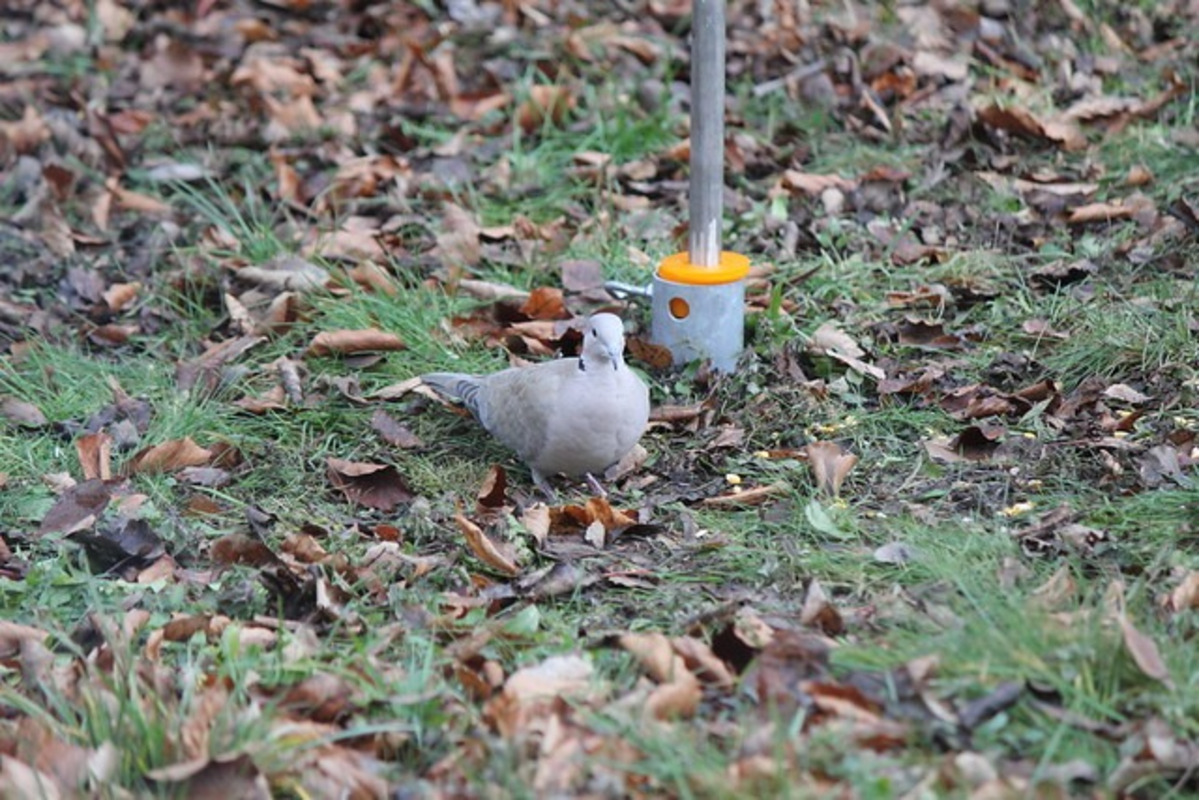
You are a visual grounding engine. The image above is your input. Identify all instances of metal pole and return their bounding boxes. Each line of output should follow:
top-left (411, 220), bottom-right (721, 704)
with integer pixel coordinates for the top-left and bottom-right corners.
top-left (688, 0), bottom-right (724, 268)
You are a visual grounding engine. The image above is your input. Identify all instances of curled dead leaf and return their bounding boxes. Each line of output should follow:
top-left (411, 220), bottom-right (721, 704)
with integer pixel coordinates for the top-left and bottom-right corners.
top-left (1165, 571), bottom-right (1199, 613)
top-left (437, 202), bottom-right (482, 271)
top-left (516, 84), bottom-right (575, 133)
top-left (1118, 612), bottom-right (1174, 688)
top-left (126, 437), bottom-right (213, 475)
top-left (700, 481), bottom-right (788, 507)
top-left (102, 281), bottom-right (141, 311)
top-left (76, 432), bottom-right (113, 481)
top-left (518, 287), bottom-right (569, 321)
top-left (454, 513), bottom-right (520, 576)
top-left (805, 441), bottom-right (858, 497)
top-left (305, 329), bottom-right (405, 357)
top-left (976, 104), bottom-right (1085, 150)
top-left (671, 636), bottom-right (736, 689)
top-left (520, 503), bottom-right (552, 547)
top-left (800, 578), bottom-right (844, 636)
top-left (618, 632), bottom-right (702, 719)
top-left (325, 458), bottom-right (412, 511)
top-left (778, 170), bottom-right (858, 195)
top-left (618, 632), bottom-right (679, 683)
top-left (476, 465), bottom-right (509, 514)
top-left (502, 653), bottom-right (593, 705)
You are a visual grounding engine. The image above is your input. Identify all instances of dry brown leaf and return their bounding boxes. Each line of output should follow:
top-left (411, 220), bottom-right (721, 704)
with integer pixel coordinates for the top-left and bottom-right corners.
top-left (516, 84), bottom-right (575, 133)
top-left (976, 104), bottom-right (1086, 150)
top-left (305, 329), bottom-right (405, 357)
top-left (1, 397), bottom-right (47, 427)
top-left (304, 219), bottom-right (387, 261)
top-left (0, 106), bottom-right (51, 155)
top-left (626, 336), bottom-right (673, 369)
top-left (943, 425), bottom-right (1005, 461)
top-left (1063, 96), bottom-right (1141, 121)
top-left (0, 755), bottom-right (66, 800)
top-left (1165, 571), bottom-right (1199, 613)
top-left (808, 322), bottom-right (884, 379)
top-left (619, 632), bottom-right (678, 683)
top-left (476, 465), bottom-right (509, 514)
top-left (176, 335), bottom-right (267, 392)
top-left (778, 170), bottom-right (858, 195)
top-left (437, 202), bottom-right (482, 270)
top-left (105, 177), bottom-right (173, 215)
top-left (502, 653), bottom-right (594, 706)
top-left (620, 632), bottom-right (702, 719)
top-left (39, 207), bottom-right (75, 258)
top-left (885, 284), bottom-right (951, 310)
top-left (346, 262), bottom-right (398, 296)
top-left (701, 482), bottom-right (788, 507)
top-left (1125, 164), bottom-right (1153, 186)
top-left (520, 503), bottom-right (552, 546)
top-left (1107, 717), bottom-right (1198, 794)
top-left (912, 50), bottom-right (968, 81)
top-left (210, 535), bottom-right (278, 568)
top-left (1067, 201), bottom-right (1137, 224)
top-left (0, 620), bottom-right (51, 657)
top-left (1102, 383), bottom-right (1151, 404)
top-left (137, 554), bottom-right (177, 583)
top-left (644, 673), bottom-right (701, 719)
top-left (1021, 318), bottom-right (1070, 339)
top-left (279, 672), bottom-right (359, 723)
top-left (370, 409), bottom-right (424, 449)
top-left (102, 281), bottom-right (141, 311)
top-left (146, 754), bottom-right (269, 800)
top-left (282, 533), bottom-right (328, 564)
top-left (1118, 613), bottom-right (1174, 687)
top-left (805, 441), bottom-right (858, 496)
top-left (76, 432), bottom-right (113, 481)
top-left (181, 682), bottom-right (229, 761)
top-left (455, 513), bottom-right (520, 576)
top-left (800, 578), bottom-right (845, 635)
top-left (560, 259), bottom-right (605, 292)
top-left (370, 376), bottom-right (425, 401)
top-left (802, 680), bottom-right (883, 723)
top-left (583, 520), bottom-right (606, 548)
top-left (456, 278), bottom-right (528, 302)
top-left (37, 479), bottom-right (110, 536)
top-left (672, 637), bottom-right (735, 689)
top-left (519, 286), bottom-right (569, 321)
top-left (326, 458), bottom-right (412, 511)
top-left (127, 437), bottom-right (212, 474)
top-left (649, 402), bottom-right (708, 424)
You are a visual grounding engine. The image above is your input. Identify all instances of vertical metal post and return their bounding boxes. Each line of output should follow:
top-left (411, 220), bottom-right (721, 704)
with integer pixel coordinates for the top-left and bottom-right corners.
top-left (650, 0), bottom-right (748, 372)
top-left (689, 0), bottom-right (724, 268)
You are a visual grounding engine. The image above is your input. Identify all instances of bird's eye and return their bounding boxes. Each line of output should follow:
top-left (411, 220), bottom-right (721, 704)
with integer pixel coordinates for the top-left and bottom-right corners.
top-left (590, 328), bottom-right (597, 337)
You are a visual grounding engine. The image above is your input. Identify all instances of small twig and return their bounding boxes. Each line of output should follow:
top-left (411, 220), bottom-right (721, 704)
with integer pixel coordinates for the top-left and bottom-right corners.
top-left (752, 60), bottom-right (827, 98)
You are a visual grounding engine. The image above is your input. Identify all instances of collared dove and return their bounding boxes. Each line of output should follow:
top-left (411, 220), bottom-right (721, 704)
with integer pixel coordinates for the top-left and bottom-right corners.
top-left (421, 313), bottom-right (650, 496)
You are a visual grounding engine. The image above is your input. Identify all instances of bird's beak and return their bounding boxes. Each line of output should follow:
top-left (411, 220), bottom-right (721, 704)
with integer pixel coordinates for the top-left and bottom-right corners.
top-left (606, 343), bottom-right (620, 368)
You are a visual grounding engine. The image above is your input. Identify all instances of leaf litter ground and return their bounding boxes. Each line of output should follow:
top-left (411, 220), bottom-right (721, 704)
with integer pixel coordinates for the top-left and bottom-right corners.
top-left (0, 0), bottom-right (1197, 796)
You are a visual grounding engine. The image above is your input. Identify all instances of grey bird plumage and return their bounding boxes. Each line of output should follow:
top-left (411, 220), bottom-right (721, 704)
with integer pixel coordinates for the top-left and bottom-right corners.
top-left (421, 313), bottom-right (650, 495)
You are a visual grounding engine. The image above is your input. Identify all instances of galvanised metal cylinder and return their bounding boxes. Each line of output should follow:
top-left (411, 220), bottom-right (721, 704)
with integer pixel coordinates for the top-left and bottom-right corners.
top-left (651, 251), bottom-right (749, 372)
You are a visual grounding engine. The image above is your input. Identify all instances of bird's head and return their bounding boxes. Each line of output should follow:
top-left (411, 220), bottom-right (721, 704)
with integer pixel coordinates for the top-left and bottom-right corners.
top-left (582, 313), bottom-right (626, 370)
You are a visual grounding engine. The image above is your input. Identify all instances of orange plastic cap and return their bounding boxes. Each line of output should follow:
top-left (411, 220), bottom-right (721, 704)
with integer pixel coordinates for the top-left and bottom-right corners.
top-left (656, 251), bottom-right (751, 285)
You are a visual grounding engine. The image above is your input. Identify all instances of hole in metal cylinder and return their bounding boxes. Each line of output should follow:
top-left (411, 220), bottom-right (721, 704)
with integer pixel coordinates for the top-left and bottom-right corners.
top-left (669, 297), bottom-right (690, 319)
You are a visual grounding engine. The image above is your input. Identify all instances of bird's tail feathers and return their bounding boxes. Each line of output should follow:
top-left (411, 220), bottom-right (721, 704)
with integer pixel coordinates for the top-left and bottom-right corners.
top-left (421, 372), bottom-right (483, 417)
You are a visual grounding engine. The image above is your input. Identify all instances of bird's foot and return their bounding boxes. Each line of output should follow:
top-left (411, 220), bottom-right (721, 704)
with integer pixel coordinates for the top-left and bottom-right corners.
top-left (584, 472), bottom-right (608, 498)
top-left (532, 471), bottom-right (559, 503)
